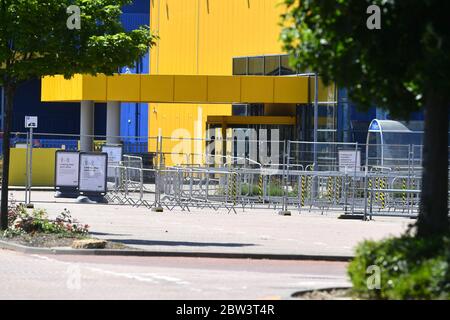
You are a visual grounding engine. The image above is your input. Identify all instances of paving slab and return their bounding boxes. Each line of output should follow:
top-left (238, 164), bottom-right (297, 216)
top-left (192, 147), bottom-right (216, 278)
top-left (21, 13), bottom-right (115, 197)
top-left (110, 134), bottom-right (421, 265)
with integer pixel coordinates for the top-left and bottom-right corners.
top-left (8, 191), bottom-right (411, 258)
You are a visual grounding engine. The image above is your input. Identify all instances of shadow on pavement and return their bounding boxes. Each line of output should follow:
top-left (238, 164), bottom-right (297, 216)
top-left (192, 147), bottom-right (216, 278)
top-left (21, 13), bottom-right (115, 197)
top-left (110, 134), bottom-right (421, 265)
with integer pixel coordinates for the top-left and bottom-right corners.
top-left (90, 232), bottom-right (132, 237)
top-left (107, 239), bottom-right (258, 248)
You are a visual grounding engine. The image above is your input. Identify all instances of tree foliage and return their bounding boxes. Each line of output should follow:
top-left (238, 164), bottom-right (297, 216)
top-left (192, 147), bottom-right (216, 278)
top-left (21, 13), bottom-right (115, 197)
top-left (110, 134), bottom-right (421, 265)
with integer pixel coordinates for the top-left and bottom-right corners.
top-left (0, 0), bottom-right (156, 83)
top-left (280, 0), bottom-right (450, 118)
top-left (281, 0), bottom-right (450, 236)
top-left (0, 0), bottom-right (157, 230)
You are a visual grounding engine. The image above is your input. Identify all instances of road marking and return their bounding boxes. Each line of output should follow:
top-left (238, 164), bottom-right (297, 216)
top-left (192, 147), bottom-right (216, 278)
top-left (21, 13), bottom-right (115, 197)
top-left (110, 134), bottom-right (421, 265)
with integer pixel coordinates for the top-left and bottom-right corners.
top-left (31, 255), bottom-right (190, 286)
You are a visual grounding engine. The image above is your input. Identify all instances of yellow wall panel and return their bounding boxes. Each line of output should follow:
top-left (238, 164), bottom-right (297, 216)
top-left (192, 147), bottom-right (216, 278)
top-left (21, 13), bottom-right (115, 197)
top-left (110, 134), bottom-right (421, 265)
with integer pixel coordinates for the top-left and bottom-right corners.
top-left (41, 75), bottom-right (82, 102)
top-left (148, 0), bottom-right (290, 160)
top-left (148, 102), bottom-right (231, 165)
top-left (107, 74), bottom-right (141, 102)
top-left (151, 0), bottom-right (285, 76)
top-left (83, 74), bottom-right (107, 101)
top-left (241, 76), bottom-right (274, 103)
top-left (151, 0), bottom-right (199, 74)
top-left (207, 76), bottom-right (241, 103)
top-left (9, 148), bottom-right (57, 187)
top-left (274, 77), bottom-right (309, 103)
top-left (141, 75), bottom-right (174, 102)
top-left (174, 75), bottom-right (208, 102)
top-left (309, 77), bottom-right (337, 103)
top-left (197, 0), bottom-right (285, 75)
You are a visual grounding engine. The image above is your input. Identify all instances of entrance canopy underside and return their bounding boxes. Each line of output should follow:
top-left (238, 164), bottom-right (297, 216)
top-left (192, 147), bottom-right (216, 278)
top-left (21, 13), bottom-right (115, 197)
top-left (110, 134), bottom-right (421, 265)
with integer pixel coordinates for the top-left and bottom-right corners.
top-left (41, 74), bottom-right (333, 104)
top-left (207, 116), bottom-right (296, 126)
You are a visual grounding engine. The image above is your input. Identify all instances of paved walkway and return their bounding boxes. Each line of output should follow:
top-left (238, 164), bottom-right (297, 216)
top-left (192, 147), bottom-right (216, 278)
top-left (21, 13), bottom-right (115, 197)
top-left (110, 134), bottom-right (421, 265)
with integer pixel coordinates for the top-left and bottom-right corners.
top-left (10, 191), bottom-right (410, 258)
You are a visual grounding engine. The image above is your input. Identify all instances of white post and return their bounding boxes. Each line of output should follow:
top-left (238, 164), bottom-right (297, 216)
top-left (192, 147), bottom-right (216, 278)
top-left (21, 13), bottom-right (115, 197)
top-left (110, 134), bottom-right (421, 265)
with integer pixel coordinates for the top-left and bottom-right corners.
top-left (80, 100), bottom-right (94, 152)
top-left (106, 101), bottom-right (121, 145)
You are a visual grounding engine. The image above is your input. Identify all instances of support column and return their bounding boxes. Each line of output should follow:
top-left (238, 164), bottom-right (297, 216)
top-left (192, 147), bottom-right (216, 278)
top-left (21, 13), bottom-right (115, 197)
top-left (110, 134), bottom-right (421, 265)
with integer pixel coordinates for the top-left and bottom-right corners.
top-left (80, 100), bottom-right (94, 152)
top-left (106, 101), bottom-right (121, 145)
top-left (221, 122), bottom-right (227, 164)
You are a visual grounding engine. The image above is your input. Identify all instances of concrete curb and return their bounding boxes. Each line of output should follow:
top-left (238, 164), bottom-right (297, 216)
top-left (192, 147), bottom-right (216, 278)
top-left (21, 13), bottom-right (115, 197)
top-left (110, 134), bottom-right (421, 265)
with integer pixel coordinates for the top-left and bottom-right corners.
top-left (9, 187), bottom-right (55, 192)
top-left (291, 286), bottom-right (352, 299)
top-left (0, 240), bottom-right (353, 262)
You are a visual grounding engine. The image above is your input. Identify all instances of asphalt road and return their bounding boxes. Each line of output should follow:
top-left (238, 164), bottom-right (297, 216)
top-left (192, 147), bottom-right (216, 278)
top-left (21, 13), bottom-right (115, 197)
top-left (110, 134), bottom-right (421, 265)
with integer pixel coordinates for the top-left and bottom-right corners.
top-left (0, 249), bottom-right (349, 300)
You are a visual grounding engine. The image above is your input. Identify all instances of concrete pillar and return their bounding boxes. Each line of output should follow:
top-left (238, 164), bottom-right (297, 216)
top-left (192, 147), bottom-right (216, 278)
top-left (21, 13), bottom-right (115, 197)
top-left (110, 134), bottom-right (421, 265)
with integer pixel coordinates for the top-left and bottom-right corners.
top-left (80, 100), bottom-right (94, 152)
top-left (106, 101), bottom-right (121, 145)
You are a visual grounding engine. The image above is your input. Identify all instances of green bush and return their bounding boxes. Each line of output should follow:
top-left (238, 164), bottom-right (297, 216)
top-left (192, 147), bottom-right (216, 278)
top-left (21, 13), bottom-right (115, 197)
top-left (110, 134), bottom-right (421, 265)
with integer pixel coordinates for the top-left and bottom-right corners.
top-left (240, 183), bottom-right (261, 196)
top-left (4, 206), bottom-right (89, 237)
top-left (348, 231), bottom-right (450, 299)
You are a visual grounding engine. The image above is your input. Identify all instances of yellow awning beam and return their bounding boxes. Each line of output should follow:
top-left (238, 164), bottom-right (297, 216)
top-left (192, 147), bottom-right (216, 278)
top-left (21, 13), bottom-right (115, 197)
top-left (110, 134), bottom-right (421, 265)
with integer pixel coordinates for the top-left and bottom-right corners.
top-left (41, 74), bottom-right (334, 104)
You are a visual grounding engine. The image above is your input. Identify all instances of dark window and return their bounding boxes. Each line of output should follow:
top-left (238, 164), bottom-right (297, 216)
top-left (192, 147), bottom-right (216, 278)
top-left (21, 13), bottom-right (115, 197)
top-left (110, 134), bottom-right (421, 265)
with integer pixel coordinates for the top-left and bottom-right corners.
top-left (248, 104), bottom-right (264, 116)
top-left (264, 56), bottom-right (280, 75)
top-left (233, 58), bottom-right (247, 75)
top-left (248, 56), bottom-right (264, 75)
top-left (280, 55), bottom-right (296, 75)
top-left (232, 104), bottom-right (248, 116)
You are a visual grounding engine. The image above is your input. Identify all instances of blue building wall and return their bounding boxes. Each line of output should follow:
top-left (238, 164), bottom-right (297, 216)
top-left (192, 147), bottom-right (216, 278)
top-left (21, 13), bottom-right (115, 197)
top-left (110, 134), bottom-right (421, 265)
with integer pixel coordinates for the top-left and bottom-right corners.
top-left (336, 88), bottom-right (424, 144)
top-left (8, 80), bottom-right (107, 137)
top-left (120, 0), bottom-right (150, 142)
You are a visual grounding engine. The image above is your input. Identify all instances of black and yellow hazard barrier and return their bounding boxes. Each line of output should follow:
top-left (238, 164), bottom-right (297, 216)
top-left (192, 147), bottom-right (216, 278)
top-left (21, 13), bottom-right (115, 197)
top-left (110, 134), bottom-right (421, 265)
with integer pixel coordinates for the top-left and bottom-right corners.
top-left (380, 177), bottom-right (386, 209)
top-left (375, 176), bottom-right (380, 203)
top-left (232, 173), bottom-right (238, 205)
top-left (258, 173), bottom-right (263, 203)
top-left (327, 176), bottom-right (333, 202)
top-left (301, 174), bottom-right (307, 207)
top-left (227, 172), bottom-right (234, 203)
top-left (368, 176), bottom-right (373, 207)
top-left (375, 177), bottom-right (380, 203)
top-left (336, 176), bottom-right (342, 201)
top-left (402, 178), bottom-right (407, 205)
top-left (307, 165), bottom-right (313, 199)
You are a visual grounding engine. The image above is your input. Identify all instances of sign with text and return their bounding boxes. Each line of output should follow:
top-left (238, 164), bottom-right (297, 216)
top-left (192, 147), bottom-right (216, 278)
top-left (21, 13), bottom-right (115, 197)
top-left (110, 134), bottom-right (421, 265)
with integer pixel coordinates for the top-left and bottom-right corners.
top-left (101, 145), bottom-right (123, 178)
top-left (25, 116), bottom-right (38, 128)
top-left (78, 153), bottom-right (108, 194)
top-left (338, 150), bottom-right (361, 172)
top-left (55, 151), bottom-right (80, 188)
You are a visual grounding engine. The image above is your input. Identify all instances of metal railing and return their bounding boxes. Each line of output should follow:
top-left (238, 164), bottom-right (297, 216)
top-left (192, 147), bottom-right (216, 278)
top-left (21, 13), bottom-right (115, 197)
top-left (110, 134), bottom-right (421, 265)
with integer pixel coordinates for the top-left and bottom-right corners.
top-left (100, 138), bottom-right (449, 219)
top-left (1, 133), bottom-right (448, 219)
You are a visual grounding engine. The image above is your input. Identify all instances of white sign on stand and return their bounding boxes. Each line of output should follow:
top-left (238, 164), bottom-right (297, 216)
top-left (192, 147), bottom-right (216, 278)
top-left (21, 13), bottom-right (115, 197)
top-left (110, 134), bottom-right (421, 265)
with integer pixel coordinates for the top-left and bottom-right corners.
top-left (78, 153), bottom-right (108, 194)
top-left (338, 150), bottom-right (361, 172)
top-left (101, 145), bottom-right (123, 178)
top-left (55, 151), bottom-right (80, 188)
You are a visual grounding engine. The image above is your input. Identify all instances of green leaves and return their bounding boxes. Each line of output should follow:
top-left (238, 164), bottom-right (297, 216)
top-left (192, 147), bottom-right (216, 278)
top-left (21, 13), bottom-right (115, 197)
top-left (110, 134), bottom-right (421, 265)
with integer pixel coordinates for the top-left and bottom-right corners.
top-left (348, 232), bottom-right (450, 299)
top-left (280, 0), bottom-right (450, 118)
top-left (0, 0), bottom-right (157, 85)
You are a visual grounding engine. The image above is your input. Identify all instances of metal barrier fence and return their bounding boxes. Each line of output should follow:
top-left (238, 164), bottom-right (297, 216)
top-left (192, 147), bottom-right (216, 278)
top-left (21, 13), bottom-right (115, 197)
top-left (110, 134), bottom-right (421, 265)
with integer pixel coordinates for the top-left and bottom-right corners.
top-left (1, 132), bottom-right (448, 219)
top-left (102, 138), bottom-right (450, 219)
top-left (103, 161), bottom-right (425, 218)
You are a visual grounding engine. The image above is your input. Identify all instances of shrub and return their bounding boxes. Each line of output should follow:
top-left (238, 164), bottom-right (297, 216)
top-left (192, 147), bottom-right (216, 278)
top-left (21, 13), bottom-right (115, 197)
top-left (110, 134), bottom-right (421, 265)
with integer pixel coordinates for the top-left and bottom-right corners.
top-left (348, 230), bottom-right (450, 300)
top-left (3, 207), bottom-right (89, 237)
